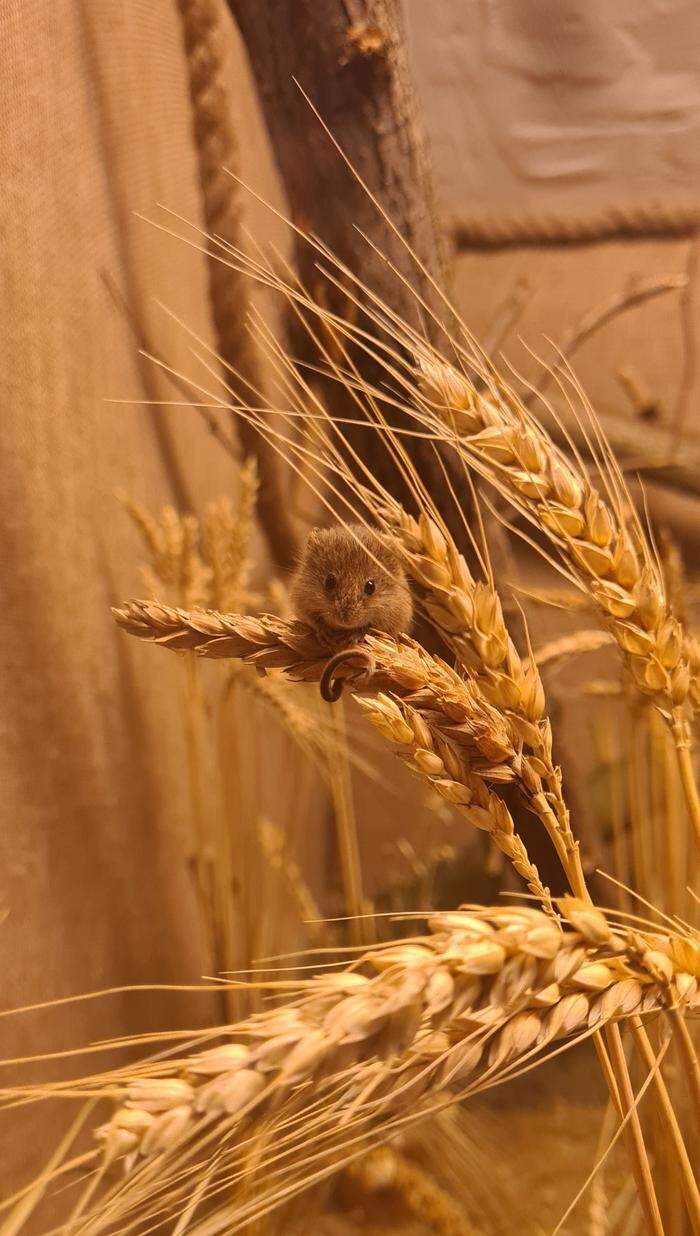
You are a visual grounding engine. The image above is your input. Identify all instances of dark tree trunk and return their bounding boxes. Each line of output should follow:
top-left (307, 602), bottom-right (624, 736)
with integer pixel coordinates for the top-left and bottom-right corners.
top-left (229, 0), bottom-right (443, 308)
top-left (227, 0), bottom-right (458, 523)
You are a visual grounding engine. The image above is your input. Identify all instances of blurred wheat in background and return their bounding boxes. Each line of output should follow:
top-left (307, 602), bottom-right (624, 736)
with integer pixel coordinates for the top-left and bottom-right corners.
top-left (1, 1), bottom-right (700, 1233)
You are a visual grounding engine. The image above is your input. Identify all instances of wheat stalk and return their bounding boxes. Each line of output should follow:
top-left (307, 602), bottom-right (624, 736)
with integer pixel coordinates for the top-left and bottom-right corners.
top-left (257, 819), bottom-right (325, 943)
top-left (114, 601), bottom-right (555, 912)
top-left (78, 901), bottom-right (697, 1233)
top-left (187, 223), bottom-right (689, 738)
top-left (112, 233), bottom-right (697, 1226)
top-left (201, 459), bottom-right (259, 612)
top-left (399, 356), bottom-right (700, 1225)
top-left (231, 666), bottom-right (332, 777)
top-left (416, 355), bottom-right (689, 712)
top-left (160, 205), bottom-right (700, 856)
top-left (301, 441), bottom-right (682, 1210)
top-left (356, 692), bottom-right (553, 914)
top-left (411, 353), bottom-right (700, 862)
top-left (685, 633), bottom-right (700, 713)
top-left (370, 495), bottom-right (582, 884)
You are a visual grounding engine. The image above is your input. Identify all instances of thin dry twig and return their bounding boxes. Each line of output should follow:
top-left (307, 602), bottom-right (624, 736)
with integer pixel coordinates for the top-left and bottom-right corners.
top-left (672, 238), bottom-right (699, 442)
top-left (529, 274), bottom-right (686, 401)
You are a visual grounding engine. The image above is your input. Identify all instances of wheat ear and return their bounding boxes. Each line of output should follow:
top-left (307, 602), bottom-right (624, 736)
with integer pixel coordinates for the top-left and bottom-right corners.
top-left (114, 601), bottom-right (554, 912)
top-left (84, 902), bottom-right (697, 1233)
top-left (417, 355), bottom-right (689, 713)
top-left (365, 454), bottom-right (700, 1207)
top-left (415, 353), bottom-right (700, 854)
top-left (371, 494), bottom-right (580, 883)
top-left (347, 1145), bottom-right (481, 1234)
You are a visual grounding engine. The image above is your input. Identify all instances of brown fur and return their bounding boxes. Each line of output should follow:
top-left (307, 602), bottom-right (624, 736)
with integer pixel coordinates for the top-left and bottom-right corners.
top-left (290, 525), bottom-right (413, 646)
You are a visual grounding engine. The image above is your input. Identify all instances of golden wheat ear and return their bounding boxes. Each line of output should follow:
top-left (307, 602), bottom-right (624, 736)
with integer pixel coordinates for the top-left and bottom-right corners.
top-left (34, 904), bottom-right (695, 1232)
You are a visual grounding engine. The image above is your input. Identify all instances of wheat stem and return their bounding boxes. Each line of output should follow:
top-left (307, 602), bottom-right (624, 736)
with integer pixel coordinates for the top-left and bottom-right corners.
top-left (325, 701), bottom-right (369, 947)
top-left (560, 846), bottom-right (667, 1235)
top-left (539, 732), bottom-right (685, 1236)
top-left (65, 1157), bottom-right (108, 1233)
top-left (563, 831), bottom-right (694, 1236)
top-left (588, 1101), bottom-right (616, 1236)
top-left (672, 719), bottom-right (700, 855)
top-left (604, 1025), bottom-right (664, 1236)
top-left (670, 1008), bottom-right (700, 1122)
top-left (630, 1019), bottom-right (700, 1234)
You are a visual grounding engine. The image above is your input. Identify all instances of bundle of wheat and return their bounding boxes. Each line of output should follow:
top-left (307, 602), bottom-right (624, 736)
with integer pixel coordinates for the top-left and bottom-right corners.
top-left (80, 901), bottom-right (695, 1233)
top-left (114, 600), bottom-right (561, 909)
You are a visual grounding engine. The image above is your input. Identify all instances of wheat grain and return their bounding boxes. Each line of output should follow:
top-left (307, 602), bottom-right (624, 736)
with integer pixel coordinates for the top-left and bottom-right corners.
top-left (88, 901), bottom-right (697, 1234)
top-left (201, 459), bottom-right (259, 612)
top-left (257, 819), bottom-right (325, 942)
top-left (347, 1146), bottom-right (474, 1235)
top-left (355, 693), bottom-right (553, 913)
top-left (114, 601), bottom-right (556, 910)
top-left (415, 353), bottom-right (691, 725)
top-left (370, 494), bottom-right (579, 876)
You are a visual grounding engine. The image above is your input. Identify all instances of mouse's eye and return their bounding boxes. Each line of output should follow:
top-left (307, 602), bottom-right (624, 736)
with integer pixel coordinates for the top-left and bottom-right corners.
top-left (324, 573), bottom-right (337, 592)
top-left (364, 579), bottom-right (376, 596)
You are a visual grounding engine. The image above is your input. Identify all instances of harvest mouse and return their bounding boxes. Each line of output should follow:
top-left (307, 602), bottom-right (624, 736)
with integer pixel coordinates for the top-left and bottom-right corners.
top-left (290, 524), bottom-right (413, 648)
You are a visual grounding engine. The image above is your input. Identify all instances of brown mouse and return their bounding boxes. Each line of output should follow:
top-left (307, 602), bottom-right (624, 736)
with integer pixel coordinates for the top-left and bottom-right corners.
top-left (290, 524), bottom-right (413, 649)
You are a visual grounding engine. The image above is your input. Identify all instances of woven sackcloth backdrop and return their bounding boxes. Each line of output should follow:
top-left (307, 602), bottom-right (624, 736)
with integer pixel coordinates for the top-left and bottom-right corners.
top-left (405, 0), bottom-right (700, 247)
top-left (0, 0), bottom-right (310, 1196)
top-left (3, 0), bottom-right (700, 1208)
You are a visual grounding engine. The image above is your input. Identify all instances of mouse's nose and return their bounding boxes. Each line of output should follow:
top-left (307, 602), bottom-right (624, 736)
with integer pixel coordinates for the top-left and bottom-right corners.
top-left (336, 595), bottom-right (361, 626)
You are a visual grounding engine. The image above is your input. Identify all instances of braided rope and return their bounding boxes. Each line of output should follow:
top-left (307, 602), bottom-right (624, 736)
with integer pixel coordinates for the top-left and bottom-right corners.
top-left (177, 0), bottom-right (299, 567)
top-left (178, 0), bottom-right (250, 374)
top-left (453, 201), bottom-right (700, 251)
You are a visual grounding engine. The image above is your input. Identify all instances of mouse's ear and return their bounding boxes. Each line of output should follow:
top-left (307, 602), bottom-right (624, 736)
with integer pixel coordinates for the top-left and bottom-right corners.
top-left (306, 527), bottom-right (323, 548)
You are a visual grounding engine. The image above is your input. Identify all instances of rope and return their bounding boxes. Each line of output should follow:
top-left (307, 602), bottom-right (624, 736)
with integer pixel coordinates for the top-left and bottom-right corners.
top-left (177, 0), bottom-right (299, 568)
top-left (453, 200), bottom-right (700, 251)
